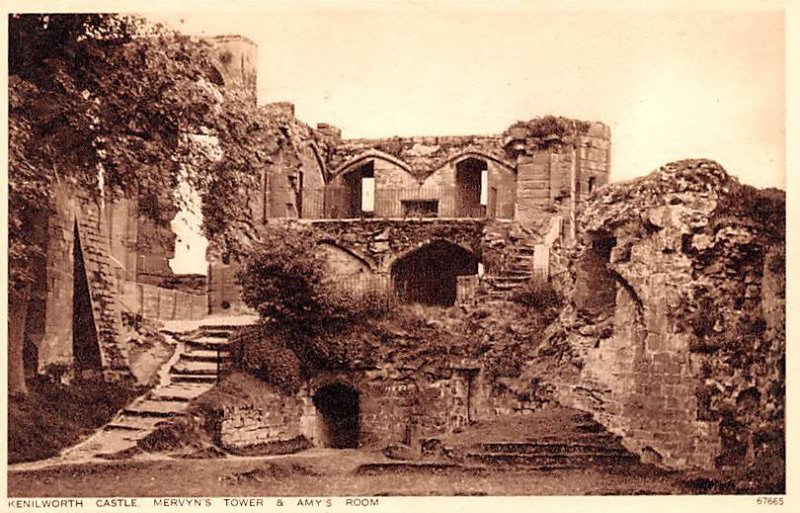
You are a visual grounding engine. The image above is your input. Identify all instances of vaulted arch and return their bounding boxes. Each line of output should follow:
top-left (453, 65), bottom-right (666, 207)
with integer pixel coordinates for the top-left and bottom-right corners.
top-left (390, 239), bottom-right (479, 306)
top-left (330, 150), bottom-right (412, 178)
top-left (326, 151), bottom-right (417, 218)
top-left (421, 151), bottom-right (517, 219)
top-left (445, 151), bottom-right (516, 173)
top-left (318, 241), bottom-right (375, 275)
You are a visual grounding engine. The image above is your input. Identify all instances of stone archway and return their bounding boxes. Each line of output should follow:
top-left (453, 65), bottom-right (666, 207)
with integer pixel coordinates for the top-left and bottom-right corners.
top-left (312, 383), bottom-right (360, 449)
top-left (391, 240), bottom-right (479, 306)
top-left (455, 157), bottom-right (487, 218)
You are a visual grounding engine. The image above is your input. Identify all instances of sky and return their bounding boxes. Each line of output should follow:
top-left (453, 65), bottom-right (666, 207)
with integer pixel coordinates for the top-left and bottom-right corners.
top-left (145, 4), bottom-right (785, 190)
top-left (141, 4), bottom-right (786, 274)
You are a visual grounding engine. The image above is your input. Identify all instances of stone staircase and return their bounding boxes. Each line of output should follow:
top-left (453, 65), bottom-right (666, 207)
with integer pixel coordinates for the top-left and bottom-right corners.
top-left (59, 324), bottom-right (241, 460)
top-left (466, 423), bottom-right (639, 470)
top-left (483, 241), bottom-right (537, 301)
top-left (463, 411), bottom-right (639, 470)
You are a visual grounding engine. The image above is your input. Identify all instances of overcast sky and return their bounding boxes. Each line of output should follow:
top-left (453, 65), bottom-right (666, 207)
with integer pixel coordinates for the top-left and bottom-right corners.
top-left (146, 4), bottom-right (785, 190)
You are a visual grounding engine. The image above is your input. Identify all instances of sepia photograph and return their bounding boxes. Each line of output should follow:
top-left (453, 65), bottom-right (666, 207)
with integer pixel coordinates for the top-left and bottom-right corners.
top-left (3, 1), bottom-right (792, 509)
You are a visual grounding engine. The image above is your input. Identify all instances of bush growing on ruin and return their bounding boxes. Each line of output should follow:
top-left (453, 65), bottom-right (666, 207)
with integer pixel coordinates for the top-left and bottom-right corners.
top-left (236, 225), bottom-right (393, 331)
top-left (234, 325), bottom-right (304, 394)
top-left (235, 226), bottom-right (333, 328)
top-left (510, 277), bottom-right (562, 321)
top-left (234, 225), bottom-right (399, 384)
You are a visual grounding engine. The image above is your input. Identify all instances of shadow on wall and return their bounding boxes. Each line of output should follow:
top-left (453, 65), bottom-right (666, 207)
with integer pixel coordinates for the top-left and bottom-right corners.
top-left (574, 235), bottom-right (617, 318)
top-left (391, 240), bottom-right (479, 307)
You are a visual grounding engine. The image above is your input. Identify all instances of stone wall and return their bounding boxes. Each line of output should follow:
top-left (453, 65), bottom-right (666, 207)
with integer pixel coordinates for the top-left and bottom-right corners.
top-left (205, 35), bottom-right (258, 105)
top-left (505, 119), bottom-right (611, 231)
top-left (218, 394), bottom-right (312, 450)
top-left (326, 135), bottom-right (509, 181)
top-left (118, 280), bottom-right (207, 321)
top-left (308, 218), bottom-right (485, 274)
top-left (134, 215), bottom-right (177, 287)
top-left (24, 185), bottom-right (129, 377)
top-left (207, 259), bottom-right (248, 315)
top-left (214, 368), bottom-right (476, 451)
top-left (540, 160), bottom-right (784, 470)
top-left (20, 183), bottom-right (188, 381)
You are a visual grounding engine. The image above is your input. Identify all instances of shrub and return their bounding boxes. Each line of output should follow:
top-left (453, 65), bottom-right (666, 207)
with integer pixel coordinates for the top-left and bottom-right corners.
top-left (236, 225), bottom-right (394, 332)
top-left (236, 226), bottom-right (332, 329)
top-left (510, 277), bottom-right (561, 320)
top-left (237, 328), bottom-right (304, 394)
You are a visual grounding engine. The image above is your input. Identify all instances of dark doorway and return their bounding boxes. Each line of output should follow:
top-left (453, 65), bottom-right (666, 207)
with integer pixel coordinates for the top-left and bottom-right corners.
top-left (72, 221), bottom-right (103, 372)
top-left (342, 162), bottom-right (374, 218)
top-left (455, 158), bottom-right (487, 217)
top-left (313, 383), bottom-right (360, 448)
top-left (391, 240), bottom-right (479, 306)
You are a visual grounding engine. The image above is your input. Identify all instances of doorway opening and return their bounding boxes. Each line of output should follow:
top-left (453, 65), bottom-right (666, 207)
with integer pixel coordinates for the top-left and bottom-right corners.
top-left (313, 383), bottom-right (360, 448)
top-left (391, 240), bottom-right (479, 306)
top-left (455, 158), bottom-right (488, 217)
top-left (342, 162), bottom-right (375, 218)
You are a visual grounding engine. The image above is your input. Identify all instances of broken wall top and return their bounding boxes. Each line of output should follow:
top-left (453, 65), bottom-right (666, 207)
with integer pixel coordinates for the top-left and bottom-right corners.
top-left (578, 158), bottom-right (784, 241)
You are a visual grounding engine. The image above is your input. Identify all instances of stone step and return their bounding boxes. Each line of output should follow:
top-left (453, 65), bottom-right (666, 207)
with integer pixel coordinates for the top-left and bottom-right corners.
top-left (105, 415), bottom-right (164, 432)
top-left (356, 462), bottom-right (465, 475)
top-left (148, 384), bottom-right (212, 402)
top-left (185, 336), bottom-right (232, 350)
top-left (490, 282), bottom-right (525, 291)
top-left (171, 360), bottom-right (220, 375)
top-left (170, 373), bottom-right (219, 384)
top-left (180, 349), bottom-right (231, 362)
top-left (506, 267), bottom-right (532, 274)
top-left (491, 275), bottom-right (530, 282)
top-left (478, 442), bottom-right (630, 455)
top-left (466, 451), bottom-right (640, 468)
top-left (199, 330), bottom-right (235, 339)
top-left (574, 422), bottom-right (606, 433)
top-left (496, 274), bottom-right (531, 282)
top-left (124, 399), bottom-right (188, 418)
top-left (104, 428), bottom-right (153, 442)
top-left (537, 433), bottom-right (622, 445)
top-left (199, 324), bottom-right (241, 333)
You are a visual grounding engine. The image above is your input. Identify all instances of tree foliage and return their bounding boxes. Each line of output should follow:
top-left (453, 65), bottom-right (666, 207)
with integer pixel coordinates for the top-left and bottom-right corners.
top-left (8, 13), bottom-right (295, 289)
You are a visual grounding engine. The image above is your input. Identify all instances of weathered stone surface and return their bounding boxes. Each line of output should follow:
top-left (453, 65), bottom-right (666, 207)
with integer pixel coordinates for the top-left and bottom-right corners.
top-left (539, 159), bottom-right (784, 472)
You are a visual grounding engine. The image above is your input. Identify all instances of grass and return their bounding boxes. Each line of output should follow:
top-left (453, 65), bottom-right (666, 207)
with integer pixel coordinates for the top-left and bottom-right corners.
top-left (7, 378), bottom-right (141, 464)
top-left (7, 455), bottom-right (684, 497)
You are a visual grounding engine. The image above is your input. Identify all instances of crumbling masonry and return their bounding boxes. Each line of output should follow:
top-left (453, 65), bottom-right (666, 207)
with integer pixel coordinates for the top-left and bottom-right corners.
top-left (15, 34), bottom-right (784, 473)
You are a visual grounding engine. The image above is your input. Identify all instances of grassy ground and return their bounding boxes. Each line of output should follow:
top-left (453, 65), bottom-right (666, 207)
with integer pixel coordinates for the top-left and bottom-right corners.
top-left (7, 378), bottom-right (141, 464)
top-left (8, 450), bottom-right (684, 497)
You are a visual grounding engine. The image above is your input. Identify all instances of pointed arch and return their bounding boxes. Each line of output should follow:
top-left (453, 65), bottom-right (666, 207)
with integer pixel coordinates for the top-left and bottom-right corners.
top-left (390, 239), bottom-right (479, 306)
top-left (331, 150), bottom-right (413, 178)
top-left (443, 151), bottom-right (516, 173)
top-left (300, 141), bottom-right (328, 184)
top-left (318, 240), bottom-right (376, 274)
